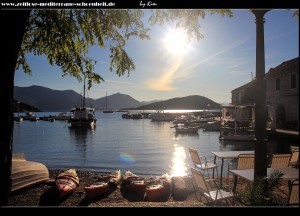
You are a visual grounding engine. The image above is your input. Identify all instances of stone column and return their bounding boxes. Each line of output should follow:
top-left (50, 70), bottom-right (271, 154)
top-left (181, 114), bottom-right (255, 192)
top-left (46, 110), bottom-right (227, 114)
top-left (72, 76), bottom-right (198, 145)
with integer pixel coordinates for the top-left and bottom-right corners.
top-left (251, 9), bottom-right (269, 179)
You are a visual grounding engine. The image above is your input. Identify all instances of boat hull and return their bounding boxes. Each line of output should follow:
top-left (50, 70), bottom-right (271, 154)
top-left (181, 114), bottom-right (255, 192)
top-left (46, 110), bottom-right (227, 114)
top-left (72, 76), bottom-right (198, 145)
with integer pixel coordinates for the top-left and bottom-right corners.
top-left (84, 182), bottom-right (111, 200)
top-left (145, 184), bottom-right (168, 201)
top-left (70, 120), bottom-right (96, 128)
top-left (11, 154), bottom-right (49, 192)
top-left (127, 180), bottom-right (147, 195)
top-left (84, 170), bottom-right (121, 200)
top-left (175, 127), bottom-right (199, 134)
top-left (55, 169), bottom-right (79, 199)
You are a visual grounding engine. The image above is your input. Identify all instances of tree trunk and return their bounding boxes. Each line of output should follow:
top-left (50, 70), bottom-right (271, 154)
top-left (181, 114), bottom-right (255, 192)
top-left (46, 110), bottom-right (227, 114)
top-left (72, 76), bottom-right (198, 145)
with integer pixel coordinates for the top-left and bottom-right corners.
top-left (0, 10), bottom-right (31, 206)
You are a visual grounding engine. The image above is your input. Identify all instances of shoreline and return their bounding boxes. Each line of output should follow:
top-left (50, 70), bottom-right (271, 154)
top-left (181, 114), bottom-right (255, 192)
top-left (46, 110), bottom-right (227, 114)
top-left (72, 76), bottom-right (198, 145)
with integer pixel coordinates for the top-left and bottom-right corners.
top-left (7, 169), bottom-right (204, 207)
top-left (7, 169), bottom-right (293, 207)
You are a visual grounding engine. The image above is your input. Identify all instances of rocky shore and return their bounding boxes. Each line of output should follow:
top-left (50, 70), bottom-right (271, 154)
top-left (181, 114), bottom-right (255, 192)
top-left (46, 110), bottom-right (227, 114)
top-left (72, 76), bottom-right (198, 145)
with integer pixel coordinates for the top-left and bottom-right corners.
top-left (7, 169), bottom-right (213, 207)
top-left (6, 169), bottom-right (291, 207)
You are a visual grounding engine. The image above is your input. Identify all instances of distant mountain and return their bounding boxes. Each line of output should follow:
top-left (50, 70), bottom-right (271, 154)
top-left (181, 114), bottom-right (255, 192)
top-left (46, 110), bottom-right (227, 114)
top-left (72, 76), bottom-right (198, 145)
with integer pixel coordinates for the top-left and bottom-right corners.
top-left (94, 93), bottom-right (142, 110)
top-left (144, 100), bottom-right (162, 105)
top-left (14, 86), bottom-right (86, 111)
top-left (137, 95), bottom-right (220, 110)
top-left (14, 86), bottom-right (142, 111)
top-left (14, 86), bottom-right (221, 112)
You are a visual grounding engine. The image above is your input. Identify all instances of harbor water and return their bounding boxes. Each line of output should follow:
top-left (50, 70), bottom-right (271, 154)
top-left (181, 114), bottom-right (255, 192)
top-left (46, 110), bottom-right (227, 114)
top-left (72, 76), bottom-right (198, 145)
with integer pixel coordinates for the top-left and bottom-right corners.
top-left (13, 111), bottom-right (297, 177)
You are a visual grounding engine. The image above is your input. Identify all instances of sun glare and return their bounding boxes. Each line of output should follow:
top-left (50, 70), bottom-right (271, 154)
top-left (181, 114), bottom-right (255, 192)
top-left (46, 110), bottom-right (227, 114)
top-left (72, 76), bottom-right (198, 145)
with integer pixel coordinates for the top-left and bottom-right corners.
top-left (164, 29), bottom-right (188, 55)
top-left (170, 144), bottom-right (187, 176)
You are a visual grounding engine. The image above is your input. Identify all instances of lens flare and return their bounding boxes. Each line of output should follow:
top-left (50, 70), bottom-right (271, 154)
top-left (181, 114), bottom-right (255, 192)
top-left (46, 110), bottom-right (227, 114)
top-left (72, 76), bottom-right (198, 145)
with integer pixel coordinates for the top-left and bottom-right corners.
top-left (119, 152), bottom-right (135, 164)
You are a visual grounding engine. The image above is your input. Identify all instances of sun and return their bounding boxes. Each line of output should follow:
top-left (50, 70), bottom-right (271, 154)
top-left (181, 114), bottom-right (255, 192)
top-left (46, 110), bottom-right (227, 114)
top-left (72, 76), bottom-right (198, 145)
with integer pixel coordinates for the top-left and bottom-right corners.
top-left (164, 28), bottom-right (188, 55)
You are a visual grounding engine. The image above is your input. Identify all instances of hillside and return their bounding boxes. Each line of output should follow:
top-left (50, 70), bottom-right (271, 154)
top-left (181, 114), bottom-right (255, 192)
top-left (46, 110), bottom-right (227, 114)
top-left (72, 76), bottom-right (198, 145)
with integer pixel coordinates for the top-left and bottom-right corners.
top-left (13, 100), bottom-right (41, 112)
top-left (136, 95), bottom-right (220, 110)
top-left (14, 86), bottom-right (142, 111)
top-left (14, 86), bottom-right (221, 111)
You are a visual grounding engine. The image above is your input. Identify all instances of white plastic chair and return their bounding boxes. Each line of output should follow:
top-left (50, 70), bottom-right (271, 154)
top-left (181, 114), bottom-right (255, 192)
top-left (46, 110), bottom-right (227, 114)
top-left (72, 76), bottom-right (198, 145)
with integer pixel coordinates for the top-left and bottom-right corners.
top-left (189, 148), bottom-right (218, 181)
top-left (190, 167), bottom-right (234, 206)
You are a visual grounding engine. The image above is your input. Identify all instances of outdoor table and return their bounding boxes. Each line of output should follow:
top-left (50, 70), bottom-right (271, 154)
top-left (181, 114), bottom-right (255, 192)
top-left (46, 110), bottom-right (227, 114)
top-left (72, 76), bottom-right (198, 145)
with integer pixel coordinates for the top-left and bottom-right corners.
top-left (230, 167), bottom-right (299, 192)
top-left (211, 151), bottom-right (254, 187)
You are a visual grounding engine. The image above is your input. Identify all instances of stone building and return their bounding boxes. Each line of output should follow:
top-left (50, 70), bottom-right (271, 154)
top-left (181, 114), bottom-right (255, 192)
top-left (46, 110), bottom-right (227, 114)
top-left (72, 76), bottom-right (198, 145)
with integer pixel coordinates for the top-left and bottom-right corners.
top-left (230, 57), bottom-right (299, 131)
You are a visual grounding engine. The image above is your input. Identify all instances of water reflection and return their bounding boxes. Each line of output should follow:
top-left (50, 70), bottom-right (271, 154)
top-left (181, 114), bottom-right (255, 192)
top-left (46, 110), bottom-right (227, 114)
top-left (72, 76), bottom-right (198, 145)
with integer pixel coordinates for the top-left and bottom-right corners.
top-left (174, 132), bottom-right (199, 138)
top-left (170, 144), bottom-right (188, 176)
top-left (219, 140), bottom-right (254, 151)
top-left (68, 126), bottom-right (95, 160)
top-left (219, 139), bottom-right (294, 155)
top-left (68, 126), bottom-right (95, 143)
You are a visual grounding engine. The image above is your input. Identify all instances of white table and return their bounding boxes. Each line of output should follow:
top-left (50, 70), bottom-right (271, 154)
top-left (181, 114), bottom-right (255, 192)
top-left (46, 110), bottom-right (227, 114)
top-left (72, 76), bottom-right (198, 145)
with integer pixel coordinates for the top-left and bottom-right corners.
top-left (211, 151), bottom-right (254, 187)
top-left (230, 167), bottom-right (299, 191)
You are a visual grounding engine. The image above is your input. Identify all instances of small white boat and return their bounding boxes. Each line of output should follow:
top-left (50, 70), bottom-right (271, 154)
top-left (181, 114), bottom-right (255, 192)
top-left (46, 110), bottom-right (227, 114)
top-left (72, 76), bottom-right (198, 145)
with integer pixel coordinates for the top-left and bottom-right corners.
top-left (22, 112), bottom-right (39, 121)
top-left (68, 79), bottom-right (97, 128)
top-left (69, 107), bottom-right (96, 127)
top-left (54, 112), bottom-right (69, 121)
top-left (150, 110), bottom-right (175, 121)
top-left (175, 126), bottom-right (199, 134)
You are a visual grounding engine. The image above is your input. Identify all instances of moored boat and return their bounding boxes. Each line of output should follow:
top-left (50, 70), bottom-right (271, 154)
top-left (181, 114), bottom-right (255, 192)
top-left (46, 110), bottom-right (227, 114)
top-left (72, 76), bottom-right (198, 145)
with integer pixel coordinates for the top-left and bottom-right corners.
top-left (84, 170), bottom-right (121, 200)
top-left (175, 126), bottom-right (199, 134)
top-left (68, 79), bottom-right (97, 128)
top-left (54, 112), bottom-right (69, 121)
top-left (55, 169), bottom-right (79, 199)
top-left (150, 110), bottom-right (175, 121)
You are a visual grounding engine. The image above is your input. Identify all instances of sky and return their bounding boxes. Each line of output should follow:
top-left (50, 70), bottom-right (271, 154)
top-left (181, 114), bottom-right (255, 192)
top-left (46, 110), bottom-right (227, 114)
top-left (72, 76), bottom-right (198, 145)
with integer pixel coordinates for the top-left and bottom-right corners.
top-left (14, 9), bottom-right (299, 104)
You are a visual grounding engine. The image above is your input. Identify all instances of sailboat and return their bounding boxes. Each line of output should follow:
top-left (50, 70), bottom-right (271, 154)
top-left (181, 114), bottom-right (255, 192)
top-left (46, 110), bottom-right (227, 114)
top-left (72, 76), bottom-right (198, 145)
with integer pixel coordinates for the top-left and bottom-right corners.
top-left (103, 91), bottom-right (113, 113)
top-left (68, 79), bottom-right (97, 127)
top-left (14, 101), bottom-right (23, 122)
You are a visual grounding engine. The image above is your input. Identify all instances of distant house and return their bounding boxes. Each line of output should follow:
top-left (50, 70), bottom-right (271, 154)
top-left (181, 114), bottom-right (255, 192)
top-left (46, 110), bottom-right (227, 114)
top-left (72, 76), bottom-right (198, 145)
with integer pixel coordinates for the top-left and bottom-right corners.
top-left (266, 57), bottom-right (299, 130)
top-left (228, 81), bottom-right (256, 129)
top-left (230, 57), bottom-right (299, 131)
top-left (231, 80), bottom-right (255, 106)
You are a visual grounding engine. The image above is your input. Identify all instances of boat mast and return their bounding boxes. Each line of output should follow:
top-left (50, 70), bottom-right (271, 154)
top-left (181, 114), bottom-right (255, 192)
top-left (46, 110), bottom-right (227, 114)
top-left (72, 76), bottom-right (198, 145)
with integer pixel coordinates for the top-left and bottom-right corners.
top-left (17, 101), bottom-right (20, 117)
top-left (83, 78), bottom-right (86, 107)
top-left (105, 91), bottom-right (108, 110)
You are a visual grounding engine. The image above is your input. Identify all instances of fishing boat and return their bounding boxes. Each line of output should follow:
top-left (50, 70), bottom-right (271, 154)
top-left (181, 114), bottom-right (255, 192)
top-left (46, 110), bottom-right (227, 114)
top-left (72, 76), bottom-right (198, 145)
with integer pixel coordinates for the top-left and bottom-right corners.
top-left (84, 170), bottom-right (121, 200)
top-left (149, 110), bottom-right (175, 121)
top-left (103, 91), bottom-right (113, 113)
top-left (68, 79), bottom-right (97, 127)
top-left (14, 101), bottom-right (23, 122)
top-left (55, 169), bottom-right (79, 199)
top-left (175, 126), bottom-right (199, 134)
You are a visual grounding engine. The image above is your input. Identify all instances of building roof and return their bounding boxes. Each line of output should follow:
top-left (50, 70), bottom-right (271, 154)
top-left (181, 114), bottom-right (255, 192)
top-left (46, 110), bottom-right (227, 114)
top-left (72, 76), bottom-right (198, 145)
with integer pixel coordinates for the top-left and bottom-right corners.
top-left (231, 80), bottom-right (255, 93)
top-left (265, 57), bottom-right (299, 79)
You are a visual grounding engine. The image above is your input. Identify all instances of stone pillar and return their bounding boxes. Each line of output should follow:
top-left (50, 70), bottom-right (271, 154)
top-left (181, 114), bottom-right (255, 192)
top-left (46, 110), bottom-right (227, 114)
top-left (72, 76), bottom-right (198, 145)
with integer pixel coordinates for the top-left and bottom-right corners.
top-left (251, 10), bottom-right (269, 179)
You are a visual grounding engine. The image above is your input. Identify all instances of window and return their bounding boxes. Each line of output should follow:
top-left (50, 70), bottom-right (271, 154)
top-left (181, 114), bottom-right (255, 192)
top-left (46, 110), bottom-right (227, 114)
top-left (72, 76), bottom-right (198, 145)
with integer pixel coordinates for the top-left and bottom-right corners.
top-left (276, 78), bottom-right (280, 91)
top-left (291, 74), bottom-right (296, 89)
